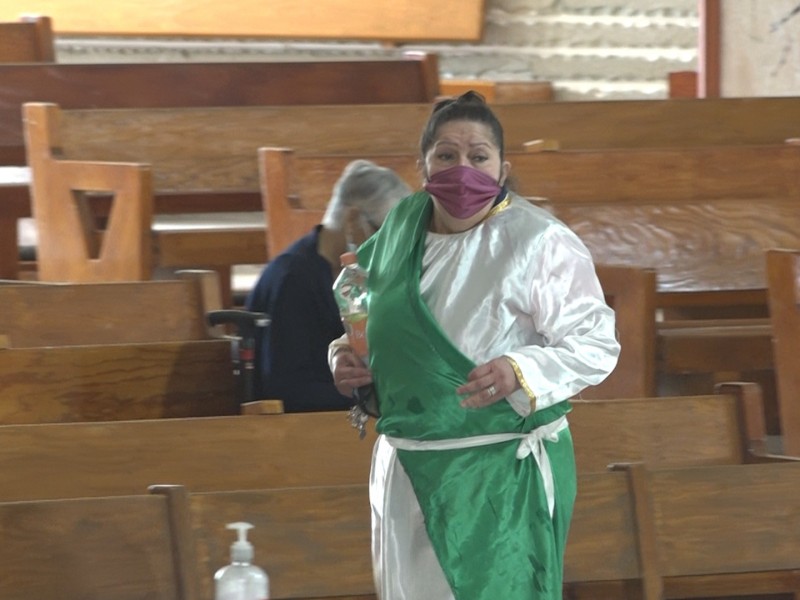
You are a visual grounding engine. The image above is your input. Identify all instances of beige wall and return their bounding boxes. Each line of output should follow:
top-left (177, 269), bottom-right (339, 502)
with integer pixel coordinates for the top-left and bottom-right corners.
top-left (720, 0), bottom-right (800, 97)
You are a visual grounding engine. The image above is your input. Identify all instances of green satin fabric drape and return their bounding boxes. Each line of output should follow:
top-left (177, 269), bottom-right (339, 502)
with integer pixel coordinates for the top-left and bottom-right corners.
top-left (359, 192), bottom-right (575, 599)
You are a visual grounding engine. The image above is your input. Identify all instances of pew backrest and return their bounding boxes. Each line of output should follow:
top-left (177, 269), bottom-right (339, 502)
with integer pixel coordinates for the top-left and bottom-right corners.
top-left (631, 461), bottom-right (800, 597)
top-left (0, 0), bottom-right (483, 42)
top-left (766, 248), bottom-right (800, 456)
top-left (257, 144), bottom-right (800, 296)
top-left (2, 54), bottom-right (439, 164)
top-left (0, 412), bottom-right (377, 501)
top-left (0, 339), bottom-right (237, 424)
top-left (0, 384), bottom-right (787, 503)
top-left (0, 15), bottom-right (54, 62)
top-left (513, 143), bottom-right (800, 297)
top-left (188, 485), bottom-right (374, 600)
top-left (569, 383), bottom-right (773, 472)
top-left (0, 485), bottom-right (197, 600)
top-left (0, 271), bottom-right (221, 347)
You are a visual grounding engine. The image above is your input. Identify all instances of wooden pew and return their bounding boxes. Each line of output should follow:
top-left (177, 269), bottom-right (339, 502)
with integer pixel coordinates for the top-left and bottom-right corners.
top-left (766, 248), bottom-right (800, 456)
top-left (439, 79), bottom-right (555, 103)
top-left (0, 15), bottom-right (55, 62)
top-left (257, 142), bottom-right (800, 303)
top-left (259, 148), bottom-right (657, 399)
top-left (0, 485), bottom-right (197, 600)
top-left (4, 462), bottom-right (795, 600)
top-left (187, 463), bottom-right (800, 600)
top-left (260, 143), bottom-right (795, 420)
top-left (0, 338), bottom-right (237, 424)
top-left (14, 96), bottom-right (800, 282)
top-left (187, 485), bottom-right (374, 600)
top-left (2, 55), bottom-right (439, 165)
top-left (0, 412), bottom-right (377, 502)
top-left (0, 0), bottom-right (483, 42)
top-left (563, 468), bottom-right (650, 598)
top-left (511, 143), bottom-right (800, 303)
top-left (0, 53), bottom-right (439, 283)
top-left (566, 461), bottom-right (800, 599)
top-left (511, 143), bottom-right (800, 424)
top-left (0, 383), bottom-right (790, 503)
top-left (0, 271), bottom-right (222, 347)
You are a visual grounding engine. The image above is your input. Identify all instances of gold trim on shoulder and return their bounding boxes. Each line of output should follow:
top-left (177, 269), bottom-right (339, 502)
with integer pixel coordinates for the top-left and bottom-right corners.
top-left (487, 193), bottom-right (511, 218)
top-left (505, 355), bottom-right (537, 411)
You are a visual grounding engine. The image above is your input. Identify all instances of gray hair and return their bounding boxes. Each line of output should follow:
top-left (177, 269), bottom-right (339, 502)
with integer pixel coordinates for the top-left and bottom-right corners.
top-left (321, 159), bottom-right (412, 230)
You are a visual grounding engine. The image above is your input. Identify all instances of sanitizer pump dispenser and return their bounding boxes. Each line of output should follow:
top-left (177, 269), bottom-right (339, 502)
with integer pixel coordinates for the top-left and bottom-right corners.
top-left (214, 521), bottom-right (270, 600)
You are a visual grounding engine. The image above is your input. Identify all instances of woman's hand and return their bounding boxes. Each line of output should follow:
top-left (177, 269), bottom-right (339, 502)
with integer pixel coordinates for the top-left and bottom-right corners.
top-left (456, 356), bottom-right (520, 409)
top-left (331, 346), bottom-right (373, 397)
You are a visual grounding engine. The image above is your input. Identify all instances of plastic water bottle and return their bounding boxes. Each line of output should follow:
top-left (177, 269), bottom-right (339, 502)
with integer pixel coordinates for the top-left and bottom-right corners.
top-left (332, 251), bottom-right (370, 363)
top-left (333, 251), bottom-right (380, 426)
top-left (214, 522), bottom-right (270, 600)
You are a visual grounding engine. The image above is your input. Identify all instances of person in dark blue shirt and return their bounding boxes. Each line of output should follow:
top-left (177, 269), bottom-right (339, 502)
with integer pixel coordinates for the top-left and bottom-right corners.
top-left (245, 160), bottom-right (411, 412)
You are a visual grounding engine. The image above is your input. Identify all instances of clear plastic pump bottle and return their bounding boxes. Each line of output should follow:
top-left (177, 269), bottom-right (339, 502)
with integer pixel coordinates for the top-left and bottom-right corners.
top-left (214, 522), bottom-right (270, 600)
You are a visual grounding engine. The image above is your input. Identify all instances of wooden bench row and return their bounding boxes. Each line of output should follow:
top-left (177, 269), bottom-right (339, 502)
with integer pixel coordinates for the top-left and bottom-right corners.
top-left (0, 382), bottom-right (791, 502)
top-left (0, 270), bottom-right (222, 347)
top-left (0, 0), bottom-right (485, 41)
top-left (0, 273), bottom-right (279, 422)
top-left (2, 460), bottom-right (798, 600)
top-left (0, 54), bottom-right (441, 294)
top-left (257, 144), bottom-right (800, 435)
top-left (7, 95), bottom-right (800, 284)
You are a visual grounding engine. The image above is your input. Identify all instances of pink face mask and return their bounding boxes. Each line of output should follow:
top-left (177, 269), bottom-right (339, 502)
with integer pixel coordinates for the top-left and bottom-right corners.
top-left (424, 165), bottom-right (502, 219)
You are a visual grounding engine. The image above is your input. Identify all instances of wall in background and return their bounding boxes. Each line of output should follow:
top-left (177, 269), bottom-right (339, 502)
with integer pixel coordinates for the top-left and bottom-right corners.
top-left (720, 0), bottom-right (800, 97)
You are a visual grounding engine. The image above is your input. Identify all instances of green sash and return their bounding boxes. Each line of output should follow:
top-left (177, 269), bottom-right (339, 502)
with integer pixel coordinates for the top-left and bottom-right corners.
top-left (359, 192), bottom-right (574, 600)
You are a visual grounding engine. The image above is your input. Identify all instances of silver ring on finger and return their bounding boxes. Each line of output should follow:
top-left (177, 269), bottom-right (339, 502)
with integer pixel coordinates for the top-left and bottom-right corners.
top-left (487, 384), bottom-right (497, 397)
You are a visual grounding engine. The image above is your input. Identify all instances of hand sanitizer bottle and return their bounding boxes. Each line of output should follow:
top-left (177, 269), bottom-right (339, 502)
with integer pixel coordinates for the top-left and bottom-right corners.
top-left (214, 522), bottom-right (270, 600)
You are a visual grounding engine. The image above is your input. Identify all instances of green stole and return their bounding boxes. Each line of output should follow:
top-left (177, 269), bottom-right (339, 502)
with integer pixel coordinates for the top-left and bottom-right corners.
top-left (360, 192), bottom-right (572, 600)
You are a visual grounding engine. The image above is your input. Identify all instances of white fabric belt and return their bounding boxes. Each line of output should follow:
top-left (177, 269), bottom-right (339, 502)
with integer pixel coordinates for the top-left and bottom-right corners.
top-left (384, 415), bottom-right (568, 518)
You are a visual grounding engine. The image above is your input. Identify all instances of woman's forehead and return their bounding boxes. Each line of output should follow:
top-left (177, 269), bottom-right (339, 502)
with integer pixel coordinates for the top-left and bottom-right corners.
top-left (432, 121), bottom-right (497, 146)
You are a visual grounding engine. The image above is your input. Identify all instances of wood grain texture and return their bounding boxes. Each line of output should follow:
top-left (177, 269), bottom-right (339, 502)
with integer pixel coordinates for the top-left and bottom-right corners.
top-left (0, 340), bottom-right (237, 423)
top-left (190, 486), bottom-right (374, 599)
top-left (0, 492), bottom-right (191, 600)
top-left (0, 274), bottom-right (218, 347)
top-left (766, 249), bottom-right (800, 456)
top-left (0, 412), bottom-right (376, 501)
top-left (0, 15), bottom-right (54, 62)
top-left (0, 0), bottom-right (484, 41)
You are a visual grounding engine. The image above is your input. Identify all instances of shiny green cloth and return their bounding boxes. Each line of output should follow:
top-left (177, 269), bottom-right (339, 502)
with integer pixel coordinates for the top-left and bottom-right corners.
top-left (359, 192), bottom-right (576, 599)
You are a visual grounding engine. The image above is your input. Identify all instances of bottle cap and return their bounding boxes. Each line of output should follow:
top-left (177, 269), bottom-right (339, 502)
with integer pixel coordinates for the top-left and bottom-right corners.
top-left (339, 251), bottom-right (358, 266)
top-left (226, 521), bottom-right (254, 563)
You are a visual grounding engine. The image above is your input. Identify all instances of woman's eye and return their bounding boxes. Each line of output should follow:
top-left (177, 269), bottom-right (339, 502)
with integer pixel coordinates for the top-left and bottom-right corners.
top-left (436, 152), bottom-right (454, 161)
top-left (472, 155), bottom-right (488, 163)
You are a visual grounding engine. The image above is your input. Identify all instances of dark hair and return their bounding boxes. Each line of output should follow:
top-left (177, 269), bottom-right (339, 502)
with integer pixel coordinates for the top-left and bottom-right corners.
top-left (419, 91), bottom-right (505, 160)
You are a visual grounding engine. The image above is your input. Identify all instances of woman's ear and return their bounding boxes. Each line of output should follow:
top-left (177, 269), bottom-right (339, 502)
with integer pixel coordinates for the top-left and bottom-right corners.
top-left (499, 160), bottom-right (511, 186)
